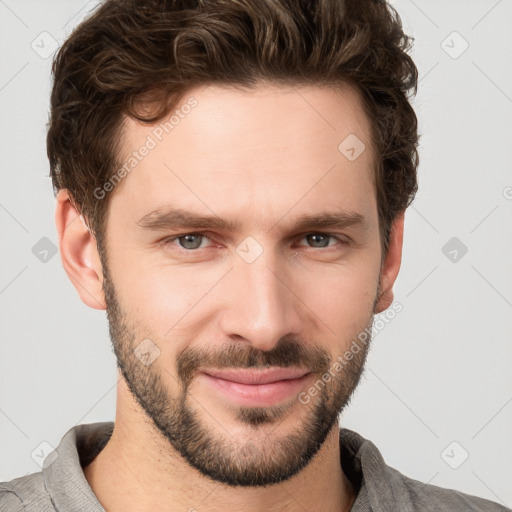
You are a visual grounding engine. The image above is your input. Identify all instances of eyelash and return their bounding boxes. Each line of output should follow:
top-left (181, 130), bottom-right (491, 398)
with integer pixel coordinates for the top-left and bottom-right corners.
top-left (161, 232), bottom-right (350, 252)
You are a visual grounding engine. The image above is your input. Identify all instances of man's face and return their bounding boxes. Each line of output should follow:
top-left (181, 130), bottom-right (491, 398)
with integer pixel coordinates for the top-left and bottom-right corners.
top-left (99, 84), bottom-right (383, 486)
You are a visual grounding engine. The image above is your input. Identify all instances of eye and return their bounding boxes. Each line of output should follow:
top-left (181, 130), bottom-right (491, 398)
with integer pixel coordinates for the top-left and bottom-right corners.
top-left (164, 233), bottom-right (211, 250)
top-left (298, 233), bottom-right (348, 249)
top-left (161, 231), bottom-right (349, 253)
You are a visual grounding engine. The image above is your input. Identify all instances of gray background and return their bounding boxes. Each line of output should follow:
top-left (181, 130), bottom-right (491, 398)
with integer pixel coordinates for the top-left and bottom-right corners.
top-left (1, 0), bottom-right (511, 507)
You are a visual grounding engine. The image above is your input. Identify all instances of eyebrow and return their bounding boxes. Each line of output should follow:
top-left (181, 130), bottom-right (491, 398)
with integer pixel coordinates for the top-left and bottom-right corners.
top-left (136, 206), bottom-right (369, 234)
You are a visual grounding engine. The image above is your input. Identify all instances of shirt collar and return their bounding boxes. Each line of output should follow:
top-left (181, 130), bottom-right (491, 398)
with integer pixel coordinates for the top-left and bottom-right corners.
top-left (339, 428), bottom-right (412, 511)
top-left (42, 422), bottom-right (113, 511)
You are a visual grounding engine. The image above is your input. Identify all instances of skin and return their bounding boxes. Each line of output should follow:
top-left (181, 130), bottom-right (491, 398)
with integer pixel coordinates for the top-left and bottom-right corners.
top-left (55, 82), bottom-right (404, 512)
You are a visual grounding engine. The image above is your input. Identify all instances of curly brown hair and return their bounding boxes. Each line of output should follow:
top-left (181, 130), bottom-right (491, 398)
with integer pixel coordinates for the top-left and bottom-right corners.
top-left (48, 0), bottom-right (419, 260)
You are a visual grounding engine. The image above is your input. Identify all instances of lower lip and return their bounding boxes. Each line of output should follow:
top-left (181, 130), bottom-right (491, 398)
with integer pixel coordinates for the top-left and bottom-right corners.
top-left (199, 372), bottom-right (313, 407)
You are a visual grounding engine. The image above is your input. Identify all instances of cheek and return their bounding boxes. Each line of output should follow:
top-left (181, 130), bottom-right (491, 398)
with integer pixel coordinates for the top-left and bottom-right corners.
top-left (111, 257), bottom-right (229, 337)
top-left (294, 257), bottom-right (380, 339)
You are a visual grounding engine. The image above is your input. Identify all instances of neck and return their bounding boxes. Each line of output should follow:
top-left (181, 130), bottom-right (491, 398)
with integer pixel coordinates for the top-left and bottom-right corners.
top-left (83, 382), bottom-right (356, 512)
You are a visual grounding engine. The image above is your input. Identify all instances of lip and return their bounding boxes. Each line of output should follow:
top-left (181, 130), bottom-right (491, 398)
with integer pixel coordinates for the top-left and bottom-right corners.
top-left (199, 367), bottom-right (312, 407)
top-left (202, 367), bottom-right (311, 385)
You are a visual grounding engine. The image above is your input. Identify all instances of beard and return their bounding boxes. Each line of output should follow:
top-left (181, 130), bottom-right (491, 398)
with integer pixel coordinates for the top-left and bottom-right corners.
top-left (100, 253), bottom-right (378, 488)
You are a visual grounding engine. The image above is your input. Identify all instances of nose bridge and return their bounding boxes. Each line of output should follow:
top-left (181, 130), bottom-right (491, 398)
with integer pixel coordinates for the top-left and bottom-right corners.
top-left (220, 241), bottom-right (302, 351)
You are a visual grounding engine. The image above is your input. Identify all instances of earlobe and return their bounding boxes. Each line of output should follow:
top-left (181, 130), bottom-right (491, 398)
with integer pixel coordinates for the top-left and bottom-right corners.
top-left (55, 189), bottom-right (106, 310)
top-left (374, 211), bottom-right (405, 314)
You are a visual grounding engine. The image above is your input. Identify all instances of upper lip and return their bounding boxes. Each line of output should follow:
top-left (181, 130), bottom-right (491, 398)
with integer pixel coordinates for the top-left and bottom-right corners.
top-left (202, 367), bottom-right (311, 385)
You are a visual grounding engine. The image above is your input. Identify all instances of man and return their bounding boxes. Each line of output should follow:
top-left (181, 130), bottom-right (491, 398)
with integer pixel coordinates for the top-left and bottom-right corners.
top-left (1, 0), bottom-right (509, 511)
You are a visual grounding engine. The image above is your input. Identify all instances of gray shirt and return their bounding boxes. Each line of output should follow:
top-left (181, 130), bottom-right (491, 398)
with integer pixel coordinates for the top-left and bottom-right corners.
top-left (1, 421), bottom-right (510, 511)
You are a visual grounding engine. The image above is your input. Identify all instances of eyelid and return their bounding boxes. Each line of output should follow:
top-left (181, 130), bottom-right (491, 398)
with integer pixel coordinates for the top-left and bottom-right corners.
top-left (294, 231), bottom-right (350, 246)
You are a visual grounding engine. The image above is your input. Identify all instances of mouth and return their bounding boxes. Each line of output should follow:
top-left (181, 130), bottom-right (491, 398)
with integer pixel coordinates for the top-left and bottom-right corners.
top-left (199, 367), bottom-right (313, 407)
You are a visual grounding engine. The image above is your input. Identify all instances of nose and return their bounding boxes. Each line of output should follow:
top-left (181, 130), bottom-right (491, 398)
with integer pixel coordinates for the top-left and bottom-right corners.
top-left (218, 247), bottom-right (303, 352)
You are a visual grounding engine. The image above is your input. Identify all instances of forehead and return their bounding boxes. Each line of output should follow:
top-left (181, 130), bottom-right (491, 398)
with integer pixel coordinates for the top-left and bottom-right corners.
top-left (109, 83), bottom-right (376, 232)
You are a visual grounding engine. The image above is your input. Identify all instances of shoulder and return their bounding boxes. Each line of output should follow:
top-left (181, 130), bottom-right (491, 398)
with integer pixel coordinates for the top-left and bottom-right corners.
top-left (339, 428), bottom-right (510, 512)
top-left (0, 472), bottom-right (54, 512)
top-left (392, 466), bottom-right (511, 512)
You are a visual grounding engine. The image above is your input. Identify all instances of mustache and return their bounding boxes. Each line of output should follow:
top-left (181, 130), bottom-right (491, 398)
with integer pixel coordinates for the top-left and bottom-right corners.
top-left (176, 336), bottom-right (331, 389)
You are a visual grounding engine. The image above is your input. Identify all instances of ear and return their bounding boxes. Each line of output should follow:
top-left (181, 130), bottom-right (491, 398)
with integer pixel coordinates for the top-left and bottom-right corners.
top-left (55, 189), bottom-right (106, 310)
top-left (374, 211), bottom-right (405, 314)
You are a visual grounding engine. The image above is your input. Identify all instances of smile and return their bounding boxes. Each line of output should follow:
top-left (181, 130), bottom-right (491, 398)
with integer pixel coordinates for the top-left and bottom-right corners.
top-left (199, 367), bottom-right (313, 407)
